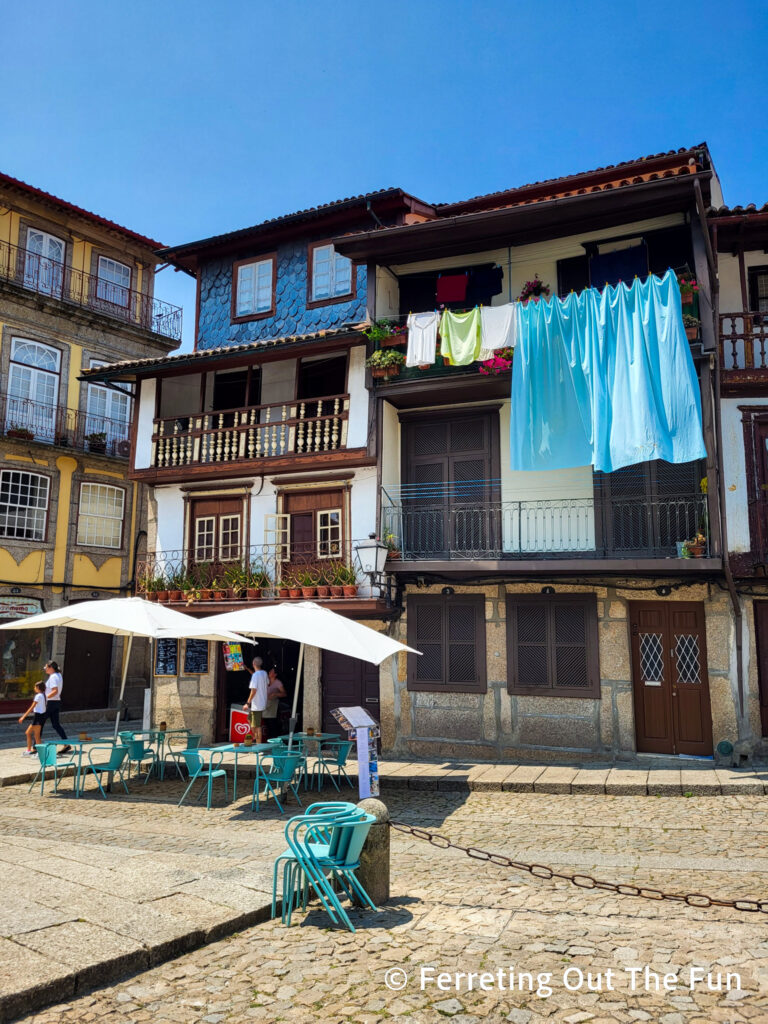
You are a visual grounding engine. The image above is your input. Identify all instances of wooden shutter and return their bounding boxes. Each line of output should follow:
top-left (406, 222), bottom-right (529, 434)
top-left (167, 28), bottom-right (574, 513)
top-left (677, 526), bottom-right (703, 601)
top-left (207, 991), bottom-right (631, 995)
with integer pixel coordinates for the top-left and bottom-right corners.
top-left (507, 595), bottom-right (599, 698)
top-left (407, 594), bottom-right (486, 693)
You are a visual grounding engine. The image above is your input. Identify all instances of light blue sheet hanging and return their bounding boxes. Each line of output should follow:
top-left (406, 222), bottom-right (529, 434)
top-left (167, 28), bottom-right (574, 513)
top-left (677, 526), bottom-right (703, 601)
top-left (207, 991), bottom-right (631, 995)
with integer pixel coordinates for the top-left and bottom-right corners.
top-left (509, 271), bottom-right (706, 473)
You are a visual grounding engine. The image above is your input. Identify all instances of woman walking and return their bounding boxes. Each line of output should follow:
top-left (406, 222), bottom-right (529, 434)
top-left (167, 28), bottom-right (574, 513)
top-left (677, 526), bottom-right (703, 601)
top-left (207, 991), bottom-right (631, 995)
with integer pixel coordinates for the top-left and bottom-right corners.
top-left (41, 661), bottom-right (71, 755)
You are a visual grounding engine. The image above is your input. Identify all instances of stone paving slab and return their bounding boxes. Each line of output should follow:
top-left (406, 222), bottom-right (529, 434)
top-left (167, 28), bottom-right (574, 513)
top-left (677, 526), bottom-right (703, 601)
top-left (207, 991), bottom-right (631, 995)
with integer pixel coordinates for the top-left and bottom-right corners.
top-left (571, 766), bottom-right (611, 793)
top-left (533, 765), bottom-right (579, 793)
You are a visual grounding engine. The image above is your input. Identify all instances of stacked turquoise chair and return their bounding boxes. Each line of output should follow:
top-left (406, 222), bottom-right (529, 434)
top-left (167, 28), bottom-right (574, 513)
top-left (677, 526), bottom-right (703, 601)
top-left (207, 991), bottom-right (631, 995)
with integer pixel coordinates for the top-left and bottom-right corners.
top-left (272, 803), bottom-right (378, 932)
top-left (314, 739), bottom-right (355, 791)
top-left (178, 749), bottom-right (228, 809)
top-left (82, 745), bottom-right (130, 798)
top-left (28, 742), bottom-right (75, 796)
top-left (252, 752), bottom-right (303, 814)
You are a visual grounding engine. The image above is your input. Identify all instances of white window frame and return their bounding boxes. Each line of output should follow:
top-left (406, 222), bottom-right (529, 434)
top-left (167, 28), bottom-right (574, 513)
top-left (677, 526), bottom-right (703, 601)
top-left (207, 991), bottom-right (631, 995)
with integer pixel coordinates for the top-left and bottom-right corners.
top-left (264, 513), bottom-right (290, 565)
top-left (310, 243), bottom-right (353, 302)
top-left (316, 508), bottom-right (342, 558)
top-left (76, 483), bottom-right (125, 548)
top-left (96, 256), bottom-right (132, 308)
top-left (194, 516), bottom-right (216, 562)
top-left (24, 229), bottom-right (65, 298)
top-left (0, 471), bottom-right (50, 541)
top-left (7, 338), bottom-right (61, 442)
top-left (235, 257), bottom-right (274, 317)
top-left (85, 359), bottom-right (131, 450)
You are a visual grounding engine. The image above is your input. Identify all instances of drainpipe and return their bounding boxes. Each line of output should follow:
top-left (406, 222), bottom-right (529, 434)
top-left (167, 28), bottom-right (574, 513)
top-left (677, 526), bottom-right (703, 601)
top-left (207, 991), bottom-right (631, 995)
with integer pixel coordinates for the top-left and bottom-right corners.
top-left (695, 180), bottom-right (746, 728)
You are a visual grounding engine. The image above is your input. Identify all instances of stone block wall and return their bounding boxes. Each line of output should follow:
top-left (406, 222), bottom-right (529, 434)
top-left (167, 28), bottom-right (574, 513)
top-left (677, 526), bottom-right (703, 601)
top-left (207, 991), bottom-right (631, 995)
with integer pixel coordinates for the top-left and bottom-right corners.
top-left (381, 581), bottom-right (750, 763)
top-left (197, 241), bottom-right (368, 349)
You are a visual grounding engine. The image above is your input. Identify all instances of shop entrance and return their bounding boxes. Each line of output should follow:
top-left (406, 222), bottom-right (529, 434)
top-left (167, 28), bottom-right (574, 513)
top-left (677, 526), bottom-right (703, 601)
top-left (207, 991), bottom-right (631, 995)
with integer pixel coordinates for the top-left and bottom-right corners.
top-left (629, 601), bottom-right (713, 756)
top-left (64, 628), bottom-right (112, 710)
top-left (214, 638), bottom-right (301, 741)
top-left (321, 650), bottom-right (380, 737)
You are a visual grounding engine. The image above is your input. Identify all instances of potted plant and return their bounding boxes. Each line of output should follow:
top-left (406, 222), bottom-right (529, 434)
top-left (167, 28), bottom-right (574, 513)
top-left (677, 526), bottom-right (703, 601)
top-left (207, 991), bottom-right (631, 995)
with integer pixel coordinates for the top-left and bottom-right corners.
top-left (246, 562), bottom-right (270, 600)
top-left (383, 531), bottom-right (401, 560)
top-left (682, 313), bottom-right (700, 341)
top-left (86, 431), bottom-right (108, 454)
top-left (334, 562), bottom-right (359, 598)
top-left (519, 275), bottom-right (550, 304)
top-left (211, 578), bottom-right (227, 601)
top-left (478, 346), bottom-right (514, 376)
top-left (189, 561), bottom-right (214, 601)
top-left (6, 423), bottom-right (34, 441)
top-left (681, 532), bottom-right (707, 558)
top-left (294, 564), bottom-right (319, 599)
top-left (166, 569), bottom-right (187, 603)
top-left (363, 318), bottom-right (407, 347)
top-left (316, 563), bottom-right (332, 599)
top-left (154, 574), bottom-right (169, 602)
top-left (223, 561), bottom-right (247, 600)
top-left (283, 570), bottom-right (302, 600)
top-left (678, 276), bottom-right (698, 307)
top-left (366, 349), bottom-right (406, 379)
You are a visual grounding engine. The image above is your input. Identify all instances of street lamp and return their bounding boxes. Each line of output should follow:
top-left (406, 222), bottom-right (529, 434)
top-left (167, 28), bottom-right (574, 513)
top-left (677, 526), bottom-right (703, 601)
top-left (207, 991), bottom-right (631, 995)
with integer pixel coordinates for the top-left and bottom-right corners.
top-left (354, 534), bottom-right (389, 578)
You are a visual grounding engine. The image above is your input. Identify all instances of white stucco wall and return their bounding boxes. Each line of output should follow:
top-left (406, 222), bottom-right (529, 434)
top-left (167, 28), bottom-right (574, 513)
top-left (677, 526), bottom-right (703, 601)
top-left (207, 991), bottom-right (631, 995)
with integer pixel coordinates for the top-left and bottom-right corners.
top-left (135, 378), bottom-right (156, 470)
top-left (153, 483), bottom-right (187, 554)
top-left (346, 345), bottom-right (368, 448)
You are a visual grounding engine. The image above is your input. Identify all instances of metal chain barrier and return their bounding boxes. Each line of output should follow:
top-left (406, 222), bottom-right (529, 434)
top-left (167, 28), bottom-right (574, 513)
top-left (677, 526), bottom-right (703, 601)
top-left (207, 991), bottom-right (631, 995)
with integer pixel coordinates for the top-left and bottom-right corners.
top-left (389, 820), bottom-right (768, 914)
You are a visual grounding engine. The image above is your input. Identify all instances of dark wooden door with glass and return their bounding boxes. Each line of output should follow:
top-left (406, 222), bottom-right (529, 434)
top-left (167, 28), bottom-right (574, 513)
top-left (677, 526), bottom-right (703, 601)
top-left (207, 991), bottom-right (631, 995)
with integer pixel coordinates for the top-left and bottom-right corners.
top-left (753, 601), bottom-right (768, 737)
top-left (630, 601), bottom-right (712, 755)
top-left (321, 650), bottom-right (380, 737)
top-left (401, 411), bottom-right (499, 558)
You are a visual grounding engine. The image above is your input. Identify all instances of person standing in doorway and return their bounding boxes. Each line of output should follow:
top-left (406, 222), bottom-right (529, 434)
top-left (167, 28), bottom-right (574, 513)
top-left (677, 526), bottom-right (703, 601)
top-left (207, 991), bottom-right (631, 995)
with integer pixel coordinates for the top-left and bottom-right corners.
top-left (264, 667), bottom-right (287, 739)
top-left (242, 656), bottom-right (268, 741)
top-left (41, 661), bottom-right (71, 755)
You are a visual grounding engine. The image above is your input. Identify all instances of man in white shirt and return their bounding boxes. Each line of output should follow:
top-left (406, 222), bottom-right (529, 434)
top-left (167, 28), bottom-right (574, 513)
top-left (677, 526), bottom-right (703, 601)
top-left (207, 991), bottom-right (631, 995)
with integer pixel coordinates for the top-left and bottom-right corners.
top-left (242, 656), bottom-right (268, 737)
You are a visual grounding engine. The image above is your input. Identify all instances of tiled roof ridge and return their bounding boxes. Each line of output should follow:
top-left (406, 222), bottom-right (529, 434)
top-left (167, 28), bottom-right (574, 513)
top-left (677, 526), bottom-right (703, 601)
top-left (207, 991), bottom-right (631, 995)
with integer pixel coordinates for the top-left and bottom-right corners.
top-left (435, 144), bottom-right (708, 211)
top-left (0, 170), bottom-right (165, 250)
top-left (708, 202), bottom-right (768, 216)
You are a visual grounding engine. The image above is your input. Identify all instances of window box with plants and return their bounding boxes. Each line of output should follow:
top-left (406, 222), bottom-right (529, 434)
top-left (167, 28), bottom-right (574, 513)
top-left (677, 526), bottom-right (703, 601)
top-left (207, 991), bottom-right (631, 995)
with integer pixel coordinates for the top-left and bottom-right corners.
top-left (682, 313), bottom-right (700, 341)
top-left (6, 424), bottom-right (34, 441)
top-left (363, 318), bottom-right (407, 348)
top-left (86, 431), bottom-right (108, 454)
top-left (678, 276), bottom-right (699, 308)
top-left (366, 349), bottom-right (405, 379)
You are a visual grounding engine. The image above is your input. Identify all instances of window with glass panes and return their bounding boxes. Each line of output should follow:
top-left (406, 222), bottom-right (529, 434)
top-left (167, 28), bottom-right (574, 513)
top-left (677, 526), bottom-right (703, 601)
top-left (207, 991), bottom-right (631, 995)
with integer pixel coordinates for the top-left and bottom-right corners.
top-left (310, 243), bottom-right (353, 301)
top-left (235, 257), bottom-right (274, 317)
top-left (77, 483), bottom-right (125, 548)
top-left (96, 256), bottom-right (131, 307)
top-left (0, 471), bottom-right (50, 541)
top-left (317, 509), bottom-right (342, 557)
top-left (749, 267), bottom-right (768, 314)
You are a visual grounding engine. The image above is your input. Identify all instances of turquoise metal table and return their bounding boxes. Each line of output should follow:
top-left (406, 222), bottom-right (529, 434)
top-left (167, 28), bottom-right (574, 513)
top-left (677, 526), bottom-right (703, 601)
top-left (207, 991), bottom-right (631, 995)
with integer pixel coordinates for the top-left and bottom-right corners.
top-left (46, 737), bottom-right (115, 798)
top-left (196, 742), bottom-right (273, 802)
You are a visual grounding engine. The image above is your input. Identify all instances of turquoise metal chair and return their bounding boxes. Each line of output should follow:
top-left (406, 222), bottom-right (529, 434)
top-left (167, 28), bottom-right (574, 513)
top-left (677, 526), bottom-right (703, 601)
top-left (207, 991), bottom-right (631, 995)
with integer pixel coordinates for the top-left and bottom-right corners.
top-left (252, 752), bottom-right (304, 814)
top-left (315, 739), bottom-right (355, 791)
top-left (277, 806), bottom-right (377, 931)
top-left (178, 749), bottom-right (228, 809)
top-left (125, 737), bottom-right (159, 783)
top-left (82, 745), bottom-right (130, 798)
top-left (28, 742), bottom-right (75, 795)
top-left (166, 732), bottom-right (201, 778)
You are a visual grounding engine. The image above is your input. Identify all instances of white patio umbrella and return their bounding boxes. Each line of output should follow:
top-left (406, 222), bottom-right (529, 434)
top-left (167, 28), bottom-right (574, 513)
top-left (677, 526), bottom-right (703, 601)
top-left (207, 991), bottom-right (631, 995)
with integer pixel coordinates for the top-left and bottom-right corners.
top-left (0, 597), bottom-right (250, 739)
top-left (200, 601), bottom-right (420, 747)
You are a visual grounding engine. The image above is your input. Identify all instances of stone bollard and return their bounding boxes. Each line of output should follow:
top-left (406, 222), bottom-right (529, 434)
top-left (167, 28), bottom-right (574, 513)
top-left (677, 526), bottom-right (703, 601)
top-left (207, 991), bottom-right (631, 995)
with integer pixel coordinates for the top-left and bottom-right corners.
top-left (356, 797), bottom-right (390, 906)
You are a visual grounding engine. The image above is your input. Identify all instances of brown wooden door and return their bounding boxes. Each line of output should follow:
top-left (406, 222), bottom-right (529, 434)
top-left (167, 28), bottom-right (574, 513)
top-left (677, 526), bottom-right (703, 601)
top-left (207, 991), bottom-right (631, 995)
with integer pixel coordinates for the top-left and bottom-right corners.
top-left (630, 601), bottom-right (713, 755)
top-left (753, 602), bottom-right (768, 736)
top-left (752, 421), bottom-right (768, 561)
top-left (64, 627), bottom-right (113, 710)
top-left (321, 650), bottom-right (380, 737)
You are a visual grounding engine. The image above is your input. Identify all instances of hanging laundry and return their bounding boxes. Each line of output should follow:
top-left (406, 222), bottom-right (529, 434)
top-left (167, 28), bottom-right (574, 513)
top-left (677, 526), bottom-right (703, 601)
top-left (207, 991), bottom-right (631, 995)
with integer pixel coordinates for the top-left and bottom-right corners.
top-left (467, 265), bottom-right (504, 304)
top-left (439, 307), bottom-right (482, 366)
top-left (478, 303), bottom-right (516, 361)
top-left (435, 272), bottom-right (469, 304)
top-left (509, 270), bottom-right (706, 473)
top-left (405, 311), bottom-right (440, 367)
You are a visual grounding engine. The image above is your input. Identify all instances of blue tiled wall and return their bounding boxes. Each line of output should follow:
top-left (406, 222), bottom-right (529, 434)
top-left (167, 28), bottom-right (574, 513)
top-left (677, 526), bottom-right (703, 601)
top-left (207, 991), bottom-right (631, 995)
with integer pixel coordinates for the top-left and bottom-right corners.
top-left (196, 239), bottom-right (368, 349)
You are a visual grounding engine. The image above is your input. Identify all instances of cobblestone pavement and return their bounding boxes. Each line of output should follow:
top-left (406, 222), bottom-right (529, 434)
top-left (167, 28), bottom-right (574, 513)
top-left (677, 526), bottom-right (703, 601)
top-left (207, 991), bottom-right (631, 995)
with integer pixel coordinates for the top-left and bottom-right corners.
top-left (11, 785), bottom-right (768, 1024)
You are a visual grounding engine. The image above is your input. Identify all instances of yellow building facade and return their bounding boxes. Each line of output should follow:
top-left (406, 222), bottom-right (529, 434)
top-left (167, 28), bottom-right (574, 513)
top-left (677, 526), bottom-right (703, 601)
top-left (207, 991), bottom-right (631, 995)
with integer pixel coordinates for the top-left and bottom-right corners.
top-left (0, 171), bottom-right (181, 716)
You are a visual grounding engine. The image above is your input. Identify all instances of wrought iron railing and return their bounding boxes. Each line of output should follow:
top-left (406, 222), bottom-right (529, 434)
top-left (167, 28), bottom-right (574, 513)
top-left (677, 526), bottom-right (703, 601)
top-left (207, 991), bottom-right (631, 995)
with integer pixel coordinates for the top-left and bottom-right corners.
top-left (151, 394), bottom-right (350, 468)
top-left (1, 393), bottom-right (130, 456)
top-left (719, 311), bottom-right (768, 372)
top-left (0, 240), bottom-right (183, 341)
top-left (380, 489), bottom-right (709, 560)
top-left (135, 539), bottom-right (368, 598)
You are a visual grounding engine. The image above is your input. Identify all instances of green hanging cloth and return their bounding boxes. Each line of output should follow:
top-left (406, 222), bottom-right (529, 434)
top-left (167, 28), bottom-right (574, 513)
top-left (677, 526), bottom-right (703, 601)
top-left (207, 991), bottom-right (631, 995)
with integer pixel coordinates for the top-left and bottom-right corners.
top-left (439, 307), bottom-right (481, 366)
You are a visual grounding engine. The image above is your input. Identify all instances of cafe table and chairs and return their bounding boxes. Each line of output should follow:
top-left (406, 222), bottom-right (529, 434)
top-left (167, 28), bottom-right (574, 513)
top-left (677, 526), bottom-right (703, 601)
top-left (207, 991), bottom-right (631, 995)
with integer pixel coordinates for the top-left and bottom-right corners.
top-left (201, 741), bottom-right (275, 802)
top-left (35, 736), bottom-right (116, 798)
top-left (81, 744), bottom-right (131, 798)
top-left (28, 742), bottom-right (76, 796)
top-left (277, 732), bottom-right (337, 790)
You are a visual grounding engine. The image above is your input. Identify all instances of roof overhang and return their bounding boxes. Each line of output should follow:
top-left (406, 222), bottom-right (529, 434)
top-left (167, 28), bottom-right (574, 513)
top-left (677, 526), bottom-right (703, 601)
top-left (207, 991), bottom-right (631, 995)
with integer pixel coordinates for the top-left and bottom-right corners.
top-left (334, 172), bottom-right (712, 265)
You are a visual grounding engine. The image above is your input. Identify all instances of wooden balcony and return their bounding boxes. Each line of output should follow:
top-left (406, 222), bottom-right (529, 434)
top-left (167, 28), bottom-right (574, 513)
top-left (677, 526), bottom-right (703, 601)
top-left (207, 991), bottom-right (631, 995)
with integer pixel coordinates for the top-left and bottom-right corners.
top-left (719, 312), bottom-right (768, 390)
top-left (151, 394), bottom-right (351, 470)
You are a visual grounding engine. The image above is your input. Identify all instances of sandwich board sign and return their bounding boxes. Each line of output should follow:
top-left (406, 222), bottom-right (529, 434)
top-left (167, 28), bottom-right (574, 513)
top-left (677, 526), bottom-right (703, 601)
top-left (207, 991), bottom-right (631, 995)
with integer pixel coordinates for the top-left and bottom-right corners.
top-left (331, 706), bottom-right (380, 799)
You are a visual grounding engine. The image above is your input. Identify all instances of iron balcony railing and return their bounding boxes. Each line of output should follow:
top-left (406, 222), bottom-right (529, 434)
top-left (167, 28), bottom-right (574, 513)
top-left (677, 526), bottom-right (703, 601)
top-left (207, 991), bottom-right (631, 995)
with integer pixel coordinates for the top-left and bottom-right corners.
top-left (719, 311), bottom-right (768, 374)
top-left (1, 393), bottom-right (130, 457)
top-left (152, 394), bottom-right (350, 469)
top-left (381, 488), bottom-right (709, 561)
top-left (135, 539), bottom-right (368, 598)
top-left (0, 239), bottom-right (183, 341)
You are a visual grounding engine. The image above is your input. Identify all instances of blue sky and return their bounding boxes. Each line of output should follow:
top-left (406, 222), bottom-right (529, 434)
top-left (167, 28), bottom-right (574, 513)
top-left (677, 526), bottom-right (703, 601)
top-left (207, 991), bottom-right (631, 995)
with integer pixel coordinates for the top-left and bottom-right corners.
top-left (4, 0), bottom-right (766, 350)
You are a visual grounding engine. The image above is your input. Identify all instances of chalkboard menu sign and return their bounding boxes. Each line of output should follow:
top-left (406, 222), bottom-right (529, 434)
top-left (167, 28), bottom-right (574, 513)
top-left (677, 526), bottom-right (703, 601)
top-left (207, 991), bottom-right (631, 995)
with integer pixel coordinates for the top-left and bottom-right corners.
top-left (184, 639), bottom-right (209, 675)
top-left (154, 638), bottom-right (178, 677)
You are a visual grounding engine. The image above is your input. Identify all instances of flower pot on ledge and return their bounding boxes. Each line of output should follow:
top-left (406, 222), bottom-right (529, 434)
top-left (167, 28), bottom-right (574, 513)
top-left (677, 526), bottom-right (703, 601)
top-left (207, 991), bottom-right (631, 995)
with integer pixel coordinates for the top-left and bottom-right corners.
top-left (156, 590), bottom-right (169, 602)
top-left (246, 587), bottom-right (262, 601)
top-left (168, 590), bottom-right (182, 602)
top-left (685, 326), bottom-right (698, 341)
top-left (199, 589), bottom-right (213, 601)
top-left (330, 585), bottom-right (344, 599)
top-left (317, 585), bottom-right (330, 599)
top-left (288, 587), bottom-right (301, 599)
top-left (371, 367), bottom-right (388, 379)
top-left (379, 334), bottom-right (406, 348)
top-left (301, 586), bottom-right (316, 599)
top-left (278, 587), bottom-right (290, 599)
top-left (343, 585), bottom-right (358, 599)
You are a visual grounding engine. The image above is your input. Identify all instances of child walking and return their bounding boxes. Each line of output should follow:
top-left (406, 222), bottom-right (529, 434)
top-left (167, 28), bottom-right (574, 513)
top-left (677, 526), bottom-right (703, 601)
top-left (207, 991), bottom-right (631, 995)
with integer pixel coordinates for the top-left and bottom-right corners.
top-left (18, 682), bottom-right (46, 756)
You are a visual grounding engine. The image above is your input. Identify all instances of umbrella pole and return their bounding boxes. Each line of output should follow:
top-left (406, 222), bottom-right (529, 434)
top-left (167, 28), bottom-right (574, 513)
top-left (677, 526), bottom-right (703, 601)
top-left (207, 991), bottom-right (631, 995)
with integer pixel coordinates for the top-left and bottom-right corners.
top-left (287, 642), bottom-right (304, 752)
top-left (112, 634), bottom-right (133, 742)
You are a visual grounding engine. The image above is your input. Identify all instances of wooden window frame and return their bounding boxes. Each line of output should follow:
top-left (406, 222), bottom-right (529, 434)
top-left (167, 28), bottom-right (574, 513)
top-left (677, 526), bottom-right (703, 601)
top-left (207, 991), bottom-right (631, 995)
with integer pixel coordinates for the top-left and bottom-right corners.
top-left (76, 482), bottom-right (126, 550)
top-left (506, 594), bottom-right (600, 699)
top-left (0, 469), bottom-right (51, 543)
top-left (231, 253), bottom-right (277, 323)
top-left (407, 593), bottom-right (487, 694)
top-left (306, 239), bottom-right (357, 309)
top-left (748, 265), bottom-right (768, 313)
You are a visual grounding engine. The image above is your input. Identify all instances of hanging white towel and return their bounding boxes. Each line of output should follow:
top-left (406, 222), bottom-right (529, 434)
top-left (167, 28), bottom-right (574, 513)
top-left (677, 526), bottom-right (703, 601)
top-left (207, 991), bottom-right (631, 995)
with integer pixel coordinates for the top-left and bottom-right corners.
top-left (478, 303), bottom-right (516, 361)
top-left (406, 311), bottom-right (440, 367)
